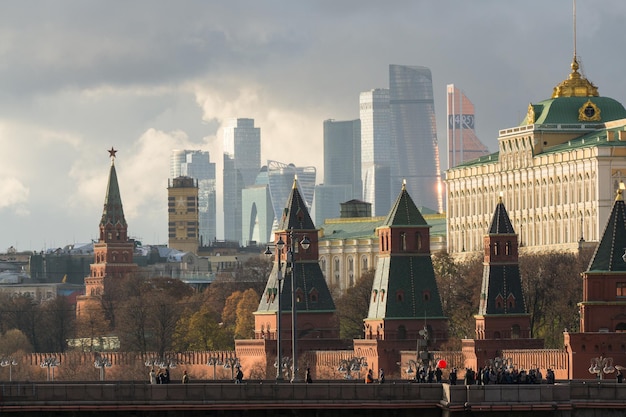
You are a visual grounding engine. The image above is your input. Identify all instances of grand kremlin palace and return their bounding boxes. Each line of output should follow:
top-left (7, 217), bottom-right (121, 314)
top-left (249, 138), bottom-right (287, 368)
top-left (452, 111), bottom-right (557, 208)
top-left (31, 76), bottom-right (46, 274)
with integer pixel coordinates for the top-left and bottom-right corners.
top-left (446, 56), bottom-right (626, 254)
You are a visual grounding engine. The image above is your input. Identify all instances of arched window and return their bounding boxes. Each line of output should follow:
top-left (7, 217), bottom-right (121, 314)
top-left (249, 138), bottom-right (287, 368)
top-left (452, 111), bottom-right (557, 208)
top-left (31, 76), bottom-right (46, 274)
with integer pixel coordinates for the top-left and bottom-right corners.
top-left (397, 325), bottom-right (407, 340)
top-left (511, 324), bottom-right (520, 339)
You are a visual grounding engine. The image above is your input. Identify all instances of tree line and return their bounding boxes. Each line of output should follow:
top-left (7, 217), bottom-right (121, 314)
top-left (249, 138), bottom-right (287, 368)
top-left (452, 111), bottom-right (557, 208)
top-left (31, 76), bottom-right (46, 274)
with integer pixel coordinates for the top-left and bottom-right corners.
top-left (0, 249), bottom-right (594, 358)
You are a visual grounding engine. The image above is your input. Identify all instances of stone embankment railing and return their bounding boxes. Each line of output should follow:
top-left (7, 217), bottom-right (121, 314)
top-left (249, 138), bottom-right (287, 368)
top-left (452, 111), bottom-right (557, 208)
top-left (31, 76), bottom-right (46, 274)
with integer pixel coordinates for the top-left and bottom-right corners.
top-left (1, 380), bottom-right (626, 416)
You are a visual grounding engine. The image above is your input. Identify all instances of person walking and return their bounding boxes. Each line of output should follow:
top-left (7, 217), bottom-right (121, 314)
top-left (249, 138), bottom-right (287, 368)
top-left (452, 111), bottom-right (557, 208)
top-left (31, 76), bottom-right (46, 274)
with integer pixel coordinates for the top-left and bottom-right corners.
top-left (305, 368), bottom-right (313, 383)
top-left (378, 368), bottom-right (385, 383)
top-left (365, 369), bottom-right (374, 384)
top-left (235, 366), bottom-right (244, 384)
top-left (182, 370), bottom-right (189, 384)
top-left (149, 368), bottom-right (157, 385)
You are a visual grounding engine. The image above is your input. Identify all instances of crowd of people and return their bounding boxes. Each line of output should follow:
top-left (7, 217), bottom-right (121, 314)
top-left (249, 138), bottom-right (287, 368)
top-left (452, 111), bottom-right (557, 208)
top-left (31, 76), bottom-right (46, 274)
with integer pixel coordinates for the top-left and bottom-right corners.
top-left (458, 366), bottom-right (555, 385)
top-left (148, 367), bottom-right (171, 384)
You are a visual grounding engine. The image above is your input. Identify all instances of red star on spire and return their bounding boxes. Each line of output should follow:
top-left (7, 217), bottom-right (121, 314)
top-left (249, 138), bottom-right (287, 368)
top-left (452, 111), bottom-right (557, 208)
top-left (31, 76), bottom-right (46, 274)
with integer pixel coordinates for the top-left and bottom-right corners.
top-left (108, 147), bottom-right (117, 158)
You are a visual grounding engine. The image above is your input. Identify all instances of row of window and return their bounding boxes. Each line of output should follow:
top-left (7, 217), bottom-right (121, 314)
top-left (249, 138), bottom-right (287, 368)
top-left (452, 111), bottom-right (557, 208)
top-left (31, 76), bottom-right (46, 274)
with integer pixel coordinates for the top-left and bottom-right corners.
top-left (449, 173), bottom-right (596, 218)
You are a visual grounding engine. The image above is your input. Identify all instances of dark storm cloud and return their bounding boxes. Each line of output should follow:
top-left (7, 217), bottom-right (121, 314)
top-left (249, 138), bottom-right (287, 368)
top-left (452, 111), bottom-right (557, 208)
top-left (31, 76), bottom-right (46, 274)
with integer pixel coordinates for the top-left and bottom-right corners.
top-left (2, 0), bottom-right (626, 250)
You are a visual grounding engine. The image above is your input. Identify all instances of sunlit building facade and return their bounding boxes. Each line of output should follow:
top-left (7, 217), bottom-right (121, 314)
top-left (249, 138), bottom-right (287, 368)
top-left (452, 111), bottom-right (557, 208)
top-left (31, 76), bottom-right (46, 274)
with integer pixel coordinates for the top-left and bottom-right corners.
top-left (170, 149), bottom-right (216, 244)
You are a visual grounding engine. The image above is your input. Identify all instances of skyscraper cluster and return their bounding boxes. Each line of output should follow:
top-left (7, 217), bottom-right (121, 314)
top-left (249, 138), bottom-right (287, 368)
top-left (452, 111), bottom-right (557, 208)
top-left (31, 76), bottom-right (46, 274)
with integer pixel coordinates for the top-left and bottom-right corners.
top-left (168, 65), bottom-right (488, 250)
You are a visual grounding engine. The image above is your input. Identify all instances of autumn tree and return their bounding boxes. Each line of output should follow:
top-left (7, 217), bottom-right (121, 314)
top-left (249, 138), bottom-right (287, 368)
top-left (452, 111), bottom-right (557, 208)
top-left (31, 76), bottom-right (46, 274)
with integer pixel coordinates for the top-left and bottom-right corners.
top-left (222, 291), bottom-right (244, 327)
top-left (234, 288), bottom-right (259, 339)
top-left (173, 304), bottom-right (234, 351)
top-left (335, 269), bottom-right (375, 339)
top-left (0, 329), bottom-right (33, 355)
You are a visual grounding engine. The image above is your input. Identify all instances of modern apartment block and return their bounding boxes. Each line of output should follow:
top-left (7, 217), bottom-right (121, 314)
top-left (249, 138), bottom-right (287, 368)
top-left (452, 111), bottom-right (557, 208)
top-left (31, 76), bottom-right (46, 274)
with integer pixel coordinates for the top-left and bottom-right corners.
top-left (389, 65), bottom-right (443, 213)
top-left (223, 118), bottom-right (261, 244)
top-left (170, 149), bottom-right (216, 244)
top-left (360, 88), bottom-right (392, 216)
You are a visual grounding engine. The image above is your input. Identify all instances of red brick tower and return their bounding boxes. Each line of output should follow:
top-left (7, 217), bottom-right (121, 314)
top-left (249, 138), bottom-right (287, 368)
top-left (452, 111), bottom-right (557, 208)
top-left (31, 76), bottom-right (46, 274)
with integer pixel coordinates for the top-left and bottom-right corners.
top-left (357, 181), bottom-right (448, 376)
top-left (565, 185), bottom-right (626, 379)
top-left (463, 196), bottom-right (542, 370)
top-left (76, 148), bottom-right (137, 318)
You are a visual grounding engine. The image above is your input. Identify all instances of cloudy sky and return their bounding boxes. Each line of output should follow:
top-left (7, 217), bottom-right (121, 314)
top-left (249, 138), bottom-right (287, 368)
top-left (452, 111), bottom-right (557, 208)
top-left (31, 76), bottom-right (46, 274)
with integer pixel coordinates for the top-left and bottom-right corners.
top-left (1, 0), bottom-right (625, 251)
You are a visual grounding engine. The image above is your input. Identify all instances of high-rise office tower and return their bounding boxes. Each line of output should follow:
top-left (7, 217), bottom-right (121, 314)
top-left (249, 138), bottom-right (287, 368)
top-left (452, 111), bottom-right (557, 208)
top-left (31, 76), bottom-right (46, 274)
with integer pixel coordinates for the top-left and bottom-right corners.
top-left (360, 89), bottom-right (393, 216)
top-left (389, 65), bottom-right (443, 213)
top-left (223, 118), bottom-right (261, 243)
top-left (267, 160), bottom-right (316, 228)
top-left (170, 149), bottom-right (217, 244)
top-left (315, 119), bottom-right (362, 225)
top-left (446, 84), bottom-right (489, 169)
top-left (323, 119), bottom-right (362, 199)
top-left (241, 167), bottom-right (274, 246)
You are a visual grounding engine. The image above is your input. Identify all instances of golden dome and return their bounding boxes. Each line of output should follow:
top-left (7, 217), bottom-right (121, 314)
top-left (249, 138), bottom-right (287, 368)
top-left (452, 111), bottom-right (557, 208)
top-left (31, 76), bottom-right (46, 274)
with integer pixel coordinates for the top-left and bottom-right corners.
top-left (552, 56), bottom-right (599, 98)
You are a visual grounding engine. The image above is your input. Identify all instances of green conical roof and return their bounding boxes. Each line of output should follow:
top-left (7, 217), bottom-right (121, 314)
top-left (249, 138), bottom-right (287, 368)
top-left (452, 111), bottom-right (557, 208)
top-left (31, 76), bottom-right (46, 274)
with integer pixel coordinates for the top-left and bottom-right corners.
top-left (479, 198), bottom-right (527, 315)
top-left (383, 182), bottom-right (428, 227)
top-left (587, 188), bottom-right (626, 272)
top-left (488, 197), bottom-right (515, 234)
top-left (100, 155), bottom-right (127, 228)
top-left (277, 178), bottom-right (315, 231)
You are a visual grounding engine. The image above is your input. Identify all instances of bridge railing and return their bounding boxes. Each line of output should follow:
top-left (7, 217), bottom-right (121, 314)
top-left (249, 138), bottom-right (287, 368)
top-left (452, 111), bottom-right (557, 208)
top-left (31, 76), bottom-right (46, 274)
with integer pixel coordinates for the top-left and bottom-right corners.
top-left (2, 380), bottom-right (626, 412)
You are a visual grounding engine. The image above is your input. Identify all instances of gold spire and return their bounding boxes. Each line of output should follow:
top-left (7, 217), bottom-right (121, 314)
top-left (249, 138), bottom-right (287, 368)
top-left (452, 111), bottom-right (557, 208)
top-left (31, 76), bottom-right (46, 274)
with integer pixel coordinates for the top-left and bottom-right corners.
top-left (402, 178), bottom-right (406, 191)
top-left (616, 182), bottom-right (625, 201)
top-left (551, 56), bottom-right (599, 98)
top-left (292, 174), bottom-right (298, 189)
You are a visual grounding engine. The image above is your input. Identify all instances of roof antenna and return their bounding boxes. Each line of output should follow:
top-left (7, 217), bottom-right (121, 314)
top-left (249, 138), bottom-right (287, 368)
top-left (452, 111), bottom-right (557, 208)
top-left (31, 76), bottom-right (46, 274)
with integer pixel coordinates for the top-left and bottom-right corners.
top-left (573, 0), bottom-right (577, 59)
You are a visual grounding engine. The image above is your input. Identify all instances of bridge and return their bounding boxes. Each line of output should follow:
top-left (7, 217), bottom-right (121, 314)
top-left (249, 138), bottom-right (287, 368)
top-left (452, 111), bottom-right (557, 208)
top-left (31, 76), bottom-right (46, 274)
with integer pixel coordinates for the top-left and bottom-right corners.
top-left (1, 380), bottom-right (625, 416)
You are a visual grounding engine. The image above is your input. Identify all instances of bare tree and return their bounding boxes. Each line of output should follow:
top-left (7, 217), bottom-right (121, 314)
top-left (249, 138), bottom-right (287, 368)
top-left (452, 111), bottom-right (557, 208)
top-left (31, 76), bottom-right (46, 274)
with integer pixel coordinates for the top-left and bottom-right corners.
top-left (335, 270), bottom-right (375, 339)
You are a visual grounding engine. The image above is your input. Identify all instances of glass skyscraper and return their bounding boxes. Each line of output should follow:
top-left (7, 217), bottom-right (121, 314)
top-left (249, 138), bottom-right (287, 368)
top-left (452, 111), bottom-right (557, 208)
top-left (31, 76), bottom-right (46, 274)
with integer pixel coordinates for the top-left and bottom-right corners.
top-left (315, 119), bottom-right (362, 225)
top-left (267, 160), bottom-right (316, 229)
top-left (323, 119), bottom-right (362, 200)
top-left (170, 149), bottom-right (217, 245)
top-left (223, 118), bottom-right (261, 243)
top-left (360, 88), bottom-right (392, 216)
top-left (241, 167), bottom-right (274, 246)
top-left (389, 65), bottom-right (443, 213)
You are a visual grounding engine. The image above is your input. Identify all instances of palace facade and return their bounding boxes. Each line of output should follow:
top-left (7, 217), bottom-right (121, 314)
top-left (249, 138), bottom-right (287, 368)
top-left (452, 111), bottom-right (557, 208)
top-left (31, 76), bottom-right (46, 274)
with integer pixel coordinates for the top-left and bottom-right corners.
top-left (446, 56), bottom-right (626, 254)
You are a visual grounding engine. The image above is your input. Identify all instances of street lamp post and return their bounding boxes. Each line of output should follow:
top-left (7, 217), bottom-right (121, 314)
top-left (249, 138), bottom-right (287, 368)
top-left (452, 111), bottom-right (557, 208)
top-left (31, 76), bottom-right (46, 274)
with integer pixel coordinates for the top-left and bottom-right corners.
top-left (207, 355), bottom-right (223, 380)
top-left (1, 358), bottom-right (18, 382)
top-left (406, 359), bottom-right (420, 380)
top-left (40, 357), bottom-right (60, 382)
top-left (286, 228), bottom-right (310, 383)
top-left (265, 238), bottom-right (286, 381)
top-left (223, 356), bottom-right (240, 380)
top-left (94, 356), bottom-right (112, 381)
top-left (267, 226), bottom-right (311, 383)
top-left (589, 356), bottom-right (615, 380)
top-left (338, 357), bottom-right (368, 380)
